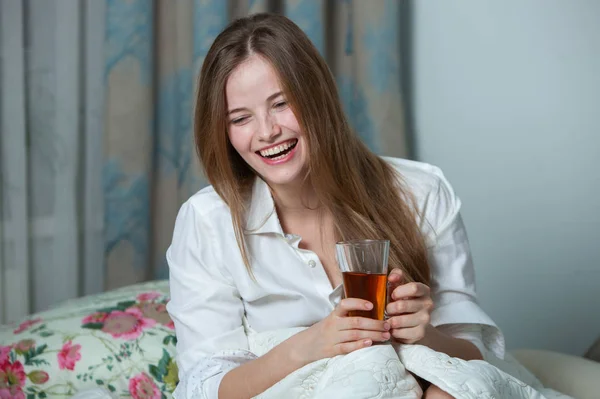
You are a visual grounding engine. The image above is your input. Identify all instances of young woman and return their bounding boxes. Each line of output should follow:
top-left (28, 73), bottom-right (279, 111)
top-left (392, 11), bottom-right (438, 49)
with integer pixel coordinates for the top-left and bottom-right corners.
top-left (166, 13), bottom-right (503, 399)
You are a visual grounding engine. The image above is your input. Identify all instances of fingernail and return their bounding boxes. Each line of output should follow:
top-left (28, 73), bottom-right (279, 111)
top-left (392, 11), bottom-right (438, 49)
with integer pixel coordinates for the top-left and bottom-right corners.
top-left (364, 340), bottom-right (372, 346)
top-left (365, 302), bottom-right (373, 309)
top-left (384, 322), bottom-right (390, 330)
top-left (383, 332), bottom-right (391, 339)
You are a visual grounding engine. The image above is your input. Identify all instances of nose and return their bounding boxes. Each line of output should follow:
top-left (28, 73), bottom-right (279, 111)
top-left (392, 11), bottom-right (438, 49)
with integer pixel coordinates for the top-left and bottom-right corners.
top-left (258, 114), bottom-right (282, 141)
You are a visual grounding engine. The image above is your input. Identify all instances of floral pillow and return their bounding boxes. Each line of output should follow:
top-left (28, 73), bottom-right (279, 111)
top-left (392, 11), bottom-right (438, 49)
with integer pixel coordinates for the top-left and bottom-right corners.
top-left (0, 280), bottom-right (179, 399)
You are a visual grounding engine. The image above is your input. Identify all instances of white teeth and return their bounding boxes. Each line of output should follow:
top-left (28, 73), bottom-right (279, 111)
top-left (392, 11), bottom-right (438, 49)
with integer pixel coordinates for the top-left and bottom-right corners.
top-left (260, 140), bottom-right (294, 157)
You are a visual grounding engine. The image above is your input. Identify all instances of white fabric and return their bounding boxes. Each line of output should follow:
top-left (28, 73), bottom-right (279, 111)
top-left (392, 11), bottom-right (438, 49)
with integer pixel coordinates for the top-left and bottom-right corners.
top-left (166, 157), bottom-right (504, 398)
top-left (176, 324), bottom-right (571, 399)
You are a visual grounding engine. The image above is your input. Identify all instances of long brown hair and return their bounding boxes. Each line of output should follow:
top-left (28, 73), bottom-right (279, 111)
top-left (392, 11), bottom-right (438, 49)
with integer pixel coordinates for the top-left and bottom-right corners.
top-left (195, 13), bottom-right (430, 284)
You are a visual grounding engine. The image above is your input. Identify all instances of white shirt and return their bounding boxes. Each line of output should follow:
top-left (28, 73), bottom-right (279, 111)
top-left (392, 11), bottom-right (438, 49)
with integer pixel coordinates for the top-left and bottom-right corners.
top-left (166, 157), bottom-right (504, 399)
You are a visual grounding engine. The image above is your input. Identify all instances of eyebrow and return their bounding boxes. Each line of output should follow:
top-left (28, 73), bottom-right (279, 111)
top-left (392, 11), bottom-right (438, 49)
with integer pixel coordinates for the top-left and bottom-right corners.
top-left (227, 91), bottom-right (284, 115)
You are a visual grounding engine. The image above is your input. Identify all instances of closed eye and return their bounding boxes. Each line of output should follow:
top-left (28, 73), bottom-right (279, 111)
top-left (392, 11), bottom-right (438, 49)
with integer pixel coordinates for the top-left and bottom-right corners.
top-left (230, 116), bottom-right (250, 125)
top-left (273, 101), bottom-right (288, 110)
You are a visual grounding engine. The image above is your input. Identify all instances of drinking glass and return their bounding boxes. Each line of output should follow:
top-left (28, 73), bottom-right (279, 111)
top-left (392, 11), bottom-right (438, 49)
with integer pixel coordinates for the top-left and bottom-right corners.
top-left (336, 239), bottom-right (390, 320)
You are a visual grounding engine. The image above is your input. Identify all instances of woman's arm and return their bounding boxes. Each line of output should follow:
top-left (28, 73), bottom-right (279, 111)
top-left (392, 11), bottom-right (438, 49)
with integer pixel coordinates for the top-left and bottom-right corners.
top-left (385, 271), bottom-right (483, 361)
top-left (218, 337), bottom-right (300, 398)
top-left (385, 167), bottom-right (504, 362)
top-left (218, 299), bottom-right (391, 399)
top-left (417, 324), bottom-right (483, 360)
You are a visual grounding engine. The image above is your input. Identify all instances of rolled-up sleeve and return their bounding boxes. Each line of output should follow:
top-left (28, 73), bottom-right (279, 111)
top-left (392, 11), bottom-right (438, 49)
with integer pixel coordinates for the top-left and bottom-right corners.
top-left (422, 168), bottom-right (505, 359)
top-left (166, 201), bottom-right (257, 398)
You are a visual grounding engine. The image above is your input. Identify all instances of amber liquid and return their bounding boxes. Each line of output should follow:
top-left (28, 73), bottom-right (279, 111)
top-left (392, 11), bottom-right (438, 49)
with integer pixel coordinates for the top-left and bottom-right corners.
top-left (342, 272), bottom-right (387, 320)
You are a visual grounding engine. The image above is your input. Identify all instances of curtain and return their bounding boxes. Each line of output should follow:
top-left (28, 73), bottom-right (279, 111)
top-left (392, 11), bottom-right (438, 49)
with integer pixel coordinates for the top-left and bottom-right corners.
top-left (0, 0), bottom-right (408, 324)
top-left (0, 0), bottom-right (106, 324)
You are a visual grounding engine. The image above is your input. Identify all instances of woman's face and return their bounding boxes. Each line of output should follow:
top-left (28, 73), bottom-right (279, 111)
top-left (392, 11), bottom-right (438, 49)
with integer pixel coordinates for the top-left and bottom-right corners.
top-left (226, 55), bottom-right (307, 189)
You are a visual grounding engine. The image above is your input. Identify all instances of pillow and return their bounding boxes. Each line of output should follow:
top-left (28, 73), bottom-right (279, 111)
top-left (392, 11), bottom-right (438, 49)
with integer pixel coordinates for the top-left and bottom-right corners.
top-left (585, 336), bottom-right (600, 363)
top-left (0, 280), bottom-right (179, 399)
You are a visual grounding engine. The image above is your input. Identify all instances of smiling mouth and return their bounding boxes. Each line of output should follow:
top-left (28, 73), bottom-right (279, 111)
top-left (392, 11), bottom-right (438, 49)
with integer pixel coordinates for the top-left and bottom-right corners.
top-left (256, 139), bottom-right (298, 159)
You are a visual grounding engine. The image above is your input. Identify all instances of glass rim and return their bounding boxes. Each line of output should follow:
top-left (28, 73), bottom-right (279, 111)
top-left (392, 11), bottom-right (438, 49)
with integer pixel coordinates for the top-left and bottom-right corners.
top-left (336, 239), bottom-right (390, 246)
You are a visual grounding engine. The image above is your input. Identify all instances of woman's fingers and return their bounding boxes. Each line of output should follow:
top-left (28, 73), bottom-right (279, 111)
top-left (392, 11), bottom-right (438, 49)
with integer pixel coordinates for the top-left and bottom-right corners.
top-left (386, 298), bottom-right (434, 316)
top-left (391, 282), bottom-right (430, 300)
top-left (333, 298), bottom-right (374, 317)
top-left (390, 324), bottom-right (427, 344)
top-left (334, 339), bottom-right (373, 356)
top-left (388, 311), bottom-right (431, 329)
top-left (339, 316), bottom-right (390, 332)
top-left (331, 272), bottom-right (434, 351)
top-left (388, 268), bottom-right (403, 284)
top-left (338, 329), bottom-right (391, 343)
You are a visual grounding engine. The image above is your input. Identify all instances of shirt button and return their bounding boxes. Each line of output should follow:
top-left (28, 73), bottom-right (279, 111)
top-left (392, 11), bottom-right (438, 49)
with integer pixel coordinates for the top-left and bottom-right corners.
top-left (308, 260), bottom-right (316, 268)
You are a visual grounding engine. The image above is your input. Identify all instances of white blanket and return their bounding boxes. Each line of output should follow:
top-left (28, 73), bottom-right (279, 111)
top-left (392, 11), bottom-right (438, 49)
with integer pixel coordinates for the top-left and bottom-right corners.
top-left (247, 327), bottom-right (573, 399)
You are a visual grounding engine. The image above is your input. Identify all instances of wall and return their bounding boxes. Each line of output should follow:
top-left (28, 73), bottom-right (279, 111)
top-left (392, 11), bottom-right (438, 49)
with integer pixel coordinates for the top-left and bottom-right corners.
top-left (412, 0), bottom-right (600, 355)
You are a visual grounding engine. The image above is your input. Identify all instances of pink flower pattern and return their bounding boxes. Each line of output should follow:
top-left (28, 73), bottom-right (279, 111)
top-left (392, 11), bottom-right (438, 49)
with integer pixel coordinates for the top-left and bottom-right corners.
top-left (13, 318), bottom-right (41, 334)
top-left (0, 387), bottom-right (24, 399)
top-left (101, 307), bottom-right (156, 340)
top-left (139, 303), bottom-right (174, 329)
top-left (0, 347), bottom-right (12, 363)
top-left (27, 370), bottom-right (49, 384)
top-left (129, 372), bottom-right (161, 399)
top-left (14, 340), bottom-right (35, 354)
top-left (2, 287), bottom-right (178, 397)
top-left (0, 360), bottom-right (26, 399)
top-left (136, 292), bottom-right (162, 302)
top-left (82, 312), bottom-right (108, 325)
top-left (57, 341), bottom-right (82, 371)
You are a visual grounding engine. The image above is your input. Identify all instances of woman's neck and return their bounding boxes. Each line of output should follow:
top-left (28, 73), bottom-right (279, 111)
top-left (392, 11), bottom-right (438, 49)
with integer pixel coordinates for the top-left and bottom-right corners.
top-left (269, 180), bottom-right (320, 217)
top-left (269, 180), bottom-right (336, 248)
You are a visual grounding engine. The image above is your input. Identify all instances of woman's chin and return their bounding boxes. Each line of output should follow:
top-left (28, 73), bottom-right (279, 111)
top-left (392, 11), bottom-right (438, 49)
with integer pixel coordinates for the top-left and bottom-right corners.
top-left (253, 153), bottom-right (306, 188)
top-left (261, 171), bottom-right (305, 188)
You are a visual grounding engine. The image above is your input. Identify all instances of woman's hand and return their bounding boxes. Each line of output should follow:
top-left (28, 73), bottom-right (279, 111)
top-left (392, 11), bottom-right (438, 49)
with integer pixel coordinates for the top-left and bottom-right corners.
top-left (386, 268), bottom-right (434, 344)
top-left (286, 298), bottom-right (391, 366)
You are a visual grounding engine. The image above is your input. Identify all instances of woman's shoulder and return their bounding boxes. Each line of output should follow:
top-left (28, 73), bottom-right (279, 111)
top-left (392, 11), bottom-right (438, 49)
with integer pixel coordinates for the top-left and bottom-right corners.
top-left (381, 157), bottom-right (460, 234)
top-left (185, 184), bottom-right (228, 213)
top-left (178, 184), bottom-right (233, 229)
top-left (170, 185), bottom-right (235, 261)
top-left (381, 156), bottom-right (451, 198)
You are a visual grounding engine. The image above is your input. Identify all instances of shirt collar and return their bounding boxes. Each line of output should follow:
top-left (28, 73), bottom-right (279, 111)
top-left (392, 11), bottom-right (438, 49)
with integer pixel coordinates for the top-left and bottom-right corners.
top-left (244, 177), bottom-right (284, 236)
